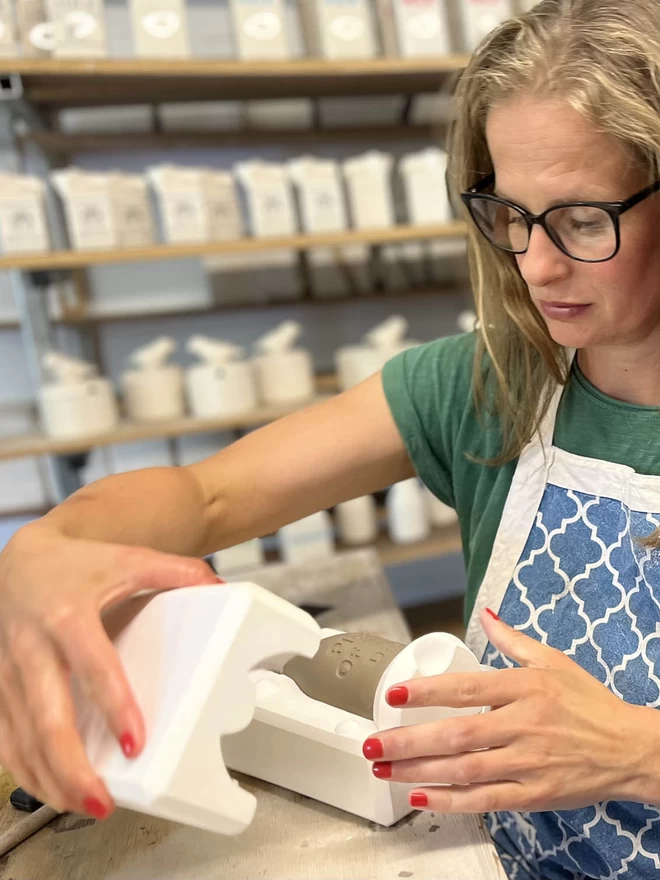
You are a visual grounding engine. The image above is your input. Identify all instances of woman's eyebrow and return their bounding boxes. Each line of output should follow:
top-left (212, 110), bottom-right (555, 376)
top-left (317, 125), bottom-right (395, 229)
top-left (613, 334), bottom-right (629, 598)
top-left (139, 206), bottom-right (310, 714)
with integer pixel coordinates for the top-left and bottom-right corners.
top-left (493, 189), bottom-right (607, 211)
top-left (493, 189), bottom-right (532, 210)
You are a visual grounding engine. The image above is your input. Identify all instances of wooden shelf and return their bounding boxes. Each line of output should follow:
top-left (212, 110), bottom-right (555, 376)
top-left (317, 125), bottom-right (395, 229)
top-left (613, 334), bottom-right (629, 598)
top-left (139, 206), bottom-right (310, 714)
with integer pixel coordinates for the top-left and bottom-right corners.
top-left (0, 222), bottom-right (467, 272)
top-left (263, 521), bottom-right (463, 566)
top-left (0, 283), bottom-right (458, 329)
top-left (6, 57), bottom-right (470, 107)
top-left (19, 123), bottom-right (442, 157)
top-left (375, 522), bottom-right (462, 566)
top-left (0, 394), bottom-right (333, 461)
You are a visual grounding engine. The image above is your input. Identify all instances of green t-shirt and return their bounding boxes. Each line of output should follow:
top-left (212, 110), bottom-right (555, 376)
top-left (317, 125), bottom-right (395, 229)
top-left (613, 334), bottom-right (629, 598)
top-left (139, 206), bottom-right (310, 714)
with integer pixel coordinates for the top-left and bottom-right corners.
top-left (382, 332), bottom-right (660, 623)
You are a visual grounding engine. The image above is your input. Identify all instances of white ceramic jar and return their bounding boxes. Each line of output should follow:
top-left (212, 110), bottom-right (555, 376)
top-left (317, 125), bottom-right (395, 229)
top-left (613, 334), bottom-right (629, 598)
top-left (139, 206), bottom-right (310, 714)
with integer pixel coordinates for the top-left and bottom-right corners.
top-left (123, 365), bottom-right (185, 422)
top-left (187, 361), bottom-right (259, 418)
top-left (254, 350), bottom-right (315, 406)
top-left (40, 377), bottom-right (118, 439)
top-left (186, 336), bottom-right (259, 419)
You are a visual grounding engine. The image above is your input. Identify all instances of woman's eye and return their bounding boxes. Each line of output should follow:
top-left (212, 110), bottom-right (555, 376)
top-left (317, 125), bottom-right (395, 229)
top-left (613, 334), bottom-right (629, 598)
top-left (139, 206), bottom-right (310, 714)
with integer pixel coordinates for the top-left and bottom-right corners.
top-left (562, 208), bottom-right (610, 235)
top-left (570, 219), bottom-right (607, 233)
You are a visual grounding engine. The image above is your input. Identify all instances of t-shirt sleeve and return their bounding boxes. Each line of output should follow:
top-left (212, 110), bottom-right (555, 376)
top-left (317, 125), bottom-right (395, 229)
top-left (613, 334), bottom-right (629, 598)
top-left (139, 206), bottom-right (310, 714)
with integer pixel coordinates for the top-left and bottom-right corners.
top-left (381, 333), bottom-right (476, 509)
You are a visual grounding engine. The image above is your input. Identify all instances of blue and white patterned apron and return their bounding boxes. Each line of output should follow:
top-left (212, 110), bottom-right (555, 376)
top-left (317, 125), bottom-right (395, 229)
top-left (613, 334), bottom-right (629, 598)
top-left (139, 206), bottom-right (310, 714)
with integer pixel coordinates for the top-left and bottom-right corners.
top-left (465, 376), bottom-right (660, 880)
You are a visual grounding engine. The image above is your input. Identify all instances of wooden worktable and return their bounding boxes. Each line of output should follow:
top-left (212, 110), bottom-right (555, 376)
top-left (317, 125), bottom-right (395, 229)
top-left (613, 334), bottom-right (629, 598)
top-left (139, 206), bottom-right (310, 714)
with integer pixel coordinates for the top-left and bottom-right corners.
top-left (0, 550), bottom-right (506, 880)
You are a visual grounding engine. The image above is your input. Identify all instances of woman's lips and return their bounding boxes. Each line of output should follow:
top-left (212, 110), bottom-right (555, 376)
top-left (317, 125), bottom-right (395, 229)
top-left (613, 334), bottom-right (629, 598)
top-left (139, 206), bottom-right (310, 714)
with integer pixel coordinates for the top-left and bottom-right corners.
top-left (539, 301), bottom-right (592, 321)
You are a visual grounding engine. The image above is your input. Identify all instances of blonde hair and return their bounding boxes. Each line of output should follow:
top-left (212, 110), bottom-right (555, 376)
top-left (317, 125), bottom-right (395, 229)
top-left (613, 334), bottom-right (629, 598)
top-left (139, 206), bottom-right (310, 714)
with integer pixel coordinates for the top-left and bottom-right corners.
top-left (447, 0), bottom-right (660, 465)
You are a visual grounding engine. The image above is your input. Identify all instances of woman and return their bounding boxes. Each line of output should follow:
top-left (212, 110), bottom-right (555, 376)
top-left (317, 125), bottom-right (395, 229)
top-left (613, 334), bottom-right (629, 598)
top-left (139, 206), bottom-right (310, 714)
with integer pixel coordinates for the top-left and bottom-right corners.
top-left (2, 0), bottom-right (660, 876)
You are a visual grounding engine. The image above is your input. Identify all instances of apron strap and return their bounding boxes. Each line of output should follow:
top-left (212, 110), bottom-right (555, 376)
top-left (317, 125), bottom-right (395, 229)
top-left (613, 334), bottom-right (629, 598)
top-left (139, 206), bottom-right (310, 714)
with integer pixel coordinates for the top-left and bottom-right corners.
top-left (465, 349), bottom-right (575, 657)
top-left (536, 349), bottom-right (575, 449)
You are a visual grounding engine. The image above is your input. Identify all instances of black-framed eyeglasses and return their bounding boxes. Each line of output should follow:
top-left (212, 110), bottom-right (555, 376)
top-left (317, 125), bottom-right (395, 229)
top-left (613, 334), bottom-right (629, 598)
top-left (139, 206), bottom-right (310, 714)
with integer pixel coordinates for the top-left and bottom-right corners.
top-left (460, 173), bottom-right (660, 263)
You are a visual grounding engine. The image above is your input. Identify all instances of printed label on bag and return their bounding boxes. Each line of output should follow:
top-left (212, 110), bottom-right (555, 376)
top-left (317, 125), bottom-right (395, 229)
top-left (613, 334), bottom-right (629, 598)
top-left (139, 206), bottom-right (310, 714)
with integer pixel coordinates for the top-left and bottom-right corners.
top-left (29, 21), bottom-right (57, 49)
top-left (64, 9), bottom-right (97, 39)
top-left (406, 10), bottom-right (439, 38)
top-left (141, 10), bottom-right (180, 37)
top-left (329, 13), bottom-right (364, 40)
top-left (243, 11), bottom-right (281, 40)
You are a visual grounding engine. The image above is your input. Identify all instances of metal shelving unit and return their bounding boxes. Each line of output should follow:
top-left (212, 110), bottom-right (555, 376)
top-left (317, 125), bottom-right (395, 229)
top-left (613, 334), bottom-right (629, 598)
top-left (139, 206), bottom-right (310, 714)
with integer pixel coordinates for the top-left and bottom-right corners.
top-left (2, 56), bottom-right (468, 503)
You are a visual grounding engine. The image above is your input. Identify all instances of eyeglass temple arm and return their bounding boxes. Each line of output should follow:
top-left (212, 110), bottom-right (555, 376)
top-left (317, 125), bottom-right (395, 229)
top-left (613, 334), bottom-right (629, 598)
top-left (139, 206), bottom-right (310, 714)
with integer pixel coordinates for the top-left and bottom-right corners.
top-left (619, 178), bottom-right (660, 213)
top-left (470, 173), bottom-right (496, 194)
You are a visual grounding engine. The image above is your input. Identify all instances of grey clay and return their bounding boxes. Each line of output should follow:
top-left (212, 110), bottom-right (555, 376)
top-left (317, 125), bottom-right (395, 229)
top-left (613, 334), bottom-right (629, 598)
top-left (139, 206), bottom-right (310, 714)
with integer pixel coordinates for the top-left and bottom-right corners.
top-left (283, 632), bottom-right (405, 720)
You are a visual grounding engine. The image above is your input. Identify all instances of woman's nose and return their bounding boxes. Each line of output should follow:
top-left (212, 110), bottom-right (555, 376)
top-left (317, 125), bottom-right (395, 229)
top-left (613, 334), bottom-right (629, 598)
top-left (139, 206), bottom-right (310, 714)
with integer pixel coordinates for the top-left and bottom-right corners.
top-left (517, 224), bottom-right (572, 289)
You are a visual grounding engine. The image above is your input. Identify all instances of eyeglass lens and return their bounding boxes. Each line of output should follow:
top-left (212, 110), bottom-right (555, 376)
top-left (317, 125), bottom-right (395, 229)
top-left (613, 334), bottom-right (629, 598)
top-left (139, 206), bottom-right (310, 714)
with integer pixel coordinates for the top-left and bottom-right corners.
top-left (469, 198), bottom-right (618, 261)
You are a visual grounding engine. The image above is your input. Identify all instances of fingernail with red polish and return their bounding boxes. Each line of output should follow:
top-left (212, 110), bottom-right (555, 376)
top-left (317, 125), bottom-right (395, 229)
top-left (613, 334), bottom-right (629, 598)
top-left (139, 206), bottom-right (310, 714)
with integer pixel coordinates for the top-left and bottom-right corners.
top-left (485, 608), bottom-right (500, 621)
top-left (120, 732), bottom-right (136, 758)
top-left (216, 576), bottom-right (226, 584)
top-left (362, 738), bottom-right (384, 760)
top-left (386, 685), bottom-right (409, 707)
top-left (410, 792), bottom-right (429, 808)
top-left (372, 762), bottom-right (392, 779)
top-left (83, 797), bottom-right (109, 820)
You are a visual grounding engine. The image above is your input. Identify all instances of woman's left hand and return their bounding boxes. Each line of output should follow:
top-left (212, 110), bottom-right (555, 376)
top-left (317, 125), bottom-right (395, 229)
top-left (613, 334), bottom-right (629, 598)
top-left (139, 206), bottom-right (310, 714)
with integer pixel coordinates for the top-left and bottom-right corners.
top-left (363, 609), bottom-right (659, 813)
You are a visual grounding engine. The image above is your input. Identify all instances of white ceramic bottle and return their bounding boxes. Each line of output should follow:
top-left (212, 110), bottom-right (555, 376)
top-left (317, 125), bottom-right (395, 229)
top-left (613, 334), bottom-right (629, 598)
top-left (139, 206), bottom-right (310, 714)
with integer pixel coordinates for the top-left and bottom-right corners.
top-left (386, 478), bottom-right (431, 544)
top-left (336, 495), bottom-right (379, 546)
top-left (423, 486), bottom-right (458, 528)
top-left (457, 310), bottom-right (478, 333)
top-left (121, 336), bottom-right (185, 422)
top-left (278, 511), bottom-right (335, 564)
top-left (212, 539), bottom-right (265, 576)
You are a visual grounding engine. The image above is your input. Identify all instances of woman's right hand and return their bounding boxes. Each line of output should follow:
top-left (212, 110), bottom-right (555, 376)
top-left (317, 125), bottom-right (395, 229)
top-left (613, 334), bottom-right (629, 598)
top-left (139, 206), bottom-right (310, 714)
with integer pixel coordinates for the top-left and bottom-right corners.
top-left (0, 521), bottom-right (220, 819)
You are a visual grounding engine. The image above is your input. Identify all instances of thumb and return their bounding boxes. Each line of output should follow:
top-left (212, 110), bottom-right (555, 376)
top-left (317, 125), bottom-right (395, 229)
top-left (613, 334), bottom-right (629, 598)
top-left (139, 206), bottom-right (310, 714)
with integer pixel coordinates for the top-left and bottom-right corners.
top-left (102, 544), bottom-right (222, 605)
top-left (136, 549), bottom-right (223, 592)
top-left (480, 607), bottom-right (574, 670)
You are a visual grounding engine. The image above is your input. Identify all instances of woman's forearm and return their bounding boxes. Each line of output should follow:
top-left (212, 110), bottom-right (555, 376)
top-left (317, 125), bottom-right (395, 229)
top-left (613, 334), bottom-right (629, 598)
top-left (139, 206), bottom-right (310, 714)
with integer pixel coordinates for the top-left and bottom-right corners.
top-left (30, 378), bottom-right (413, 559)
top-left (37, 465), bottom-right (216, 557)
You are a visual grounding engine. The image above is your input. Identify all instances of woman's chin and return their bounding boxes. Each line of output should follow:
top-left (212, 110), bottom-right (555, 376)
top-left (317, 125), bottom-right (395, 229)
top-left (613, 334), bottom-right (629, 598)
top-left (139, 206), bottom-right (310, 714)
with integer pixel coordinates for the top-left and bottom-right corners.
top-left (544, 320), bottom-right (599, 350)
